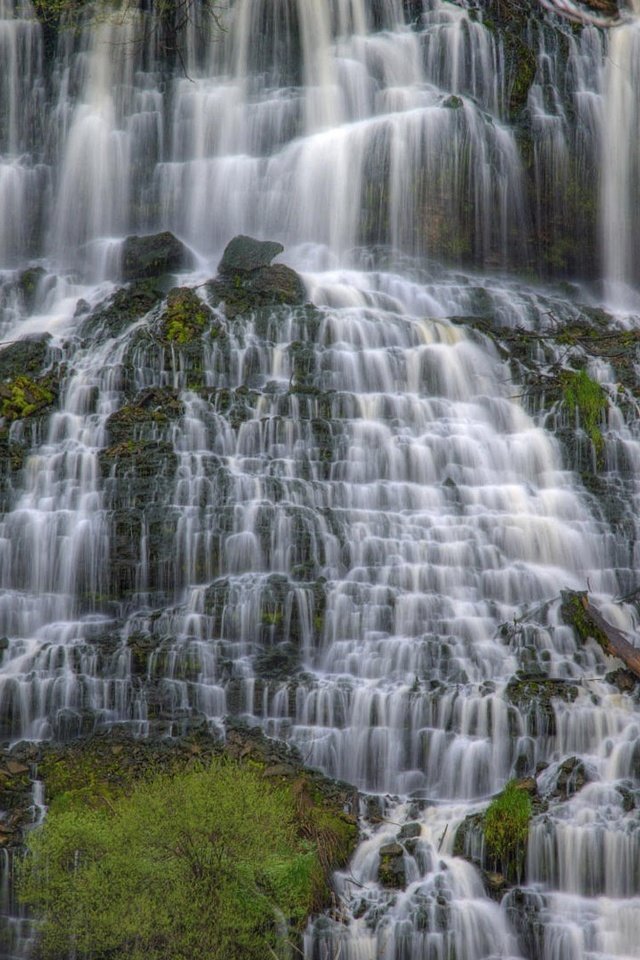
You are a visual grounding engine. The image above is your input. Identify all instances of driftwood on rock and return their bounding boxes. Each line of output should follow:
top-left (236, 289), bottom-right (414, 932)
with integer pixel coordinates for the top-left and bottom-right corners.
top-left (562, 590), bottom-right (640, 680)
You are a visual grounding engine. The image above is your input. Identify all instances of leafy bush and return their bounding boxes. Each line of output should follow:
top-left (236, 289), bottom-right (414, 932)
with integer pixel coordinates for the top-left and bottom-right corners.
top-left (19, 757), bottom-right (326, 960)
top-left (483, 779), bottom-right (531, 876)
top-left (562, 368), bottom-right (608, 456)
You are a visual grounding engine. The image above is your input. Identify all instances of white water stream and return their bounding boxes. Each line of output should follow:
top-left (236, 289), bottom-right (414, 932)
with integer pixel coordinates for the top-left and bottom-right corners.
top-left (0, 1), bottom-right (639, 958)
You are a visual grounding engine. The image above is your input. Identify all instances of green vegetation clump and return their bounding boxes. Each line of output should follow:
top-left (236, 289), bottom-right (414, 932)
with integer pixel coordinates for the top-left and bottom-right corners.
top-left (0, 376), bottom-right (54, 421)
top-left (161, 287), bottom-right (214, 344)
top-left (483, 779), bottom-right (531, 874)
top-left (19, 757), bottom-right (331, 960)
top-left (561, 368), bottom-right (608, 457)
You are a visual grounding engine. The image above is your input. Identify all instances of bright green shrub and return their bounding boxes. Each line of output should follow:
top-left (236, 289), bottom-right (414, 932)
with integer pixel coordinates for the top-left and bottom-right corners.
top-left (19, 758), bottom-right (324, 960)
top-left (483, 779), bottom-right (532, 874)
top-left (562, 368), bottom-right (608, 456)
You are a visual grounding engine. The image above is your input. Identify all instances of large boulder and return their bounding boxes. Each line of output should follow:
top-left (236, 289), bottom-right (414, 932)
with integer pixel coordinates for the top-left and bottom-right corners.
top-left (0, 334), bottom-right (50, 381)
top-left (121, 232), bottom-right (191, 281)
top-left (217, 235), bottom-right (284, 275)
top-left (210, 236), bottom-right (306, 318)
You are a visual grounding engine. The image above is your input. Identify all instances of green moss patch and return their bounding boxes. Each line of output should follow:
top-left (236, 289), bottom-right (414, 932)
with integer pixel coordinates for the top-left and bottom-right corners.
top-left (0, 375), bottom-right (55, 422)
top-left (160, 287), bottom-right (215, 344)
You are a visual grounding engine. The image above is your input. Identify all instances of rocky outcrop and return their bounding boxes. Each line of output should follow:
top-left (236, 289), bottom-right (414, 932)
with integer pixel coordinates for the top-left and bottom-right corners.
top-left (210, 234), bottom-right (306, 318)
top-left (121, 231), bottom-right (192, 282)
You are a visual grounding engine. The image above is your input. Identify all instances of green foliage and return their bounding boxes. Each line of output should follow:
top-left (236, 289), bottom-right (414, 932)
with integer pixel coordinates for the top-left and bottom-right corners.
top-left (562, 368), bottom-right (608, 456)
top-left (0, 375), bottom-right (54, 421)
top-left (19, 758), bottom-right (325, 960)
top-left (483, 779), bottom-right (531, 873)
top-left (161, 287), bottom-right (213, 344)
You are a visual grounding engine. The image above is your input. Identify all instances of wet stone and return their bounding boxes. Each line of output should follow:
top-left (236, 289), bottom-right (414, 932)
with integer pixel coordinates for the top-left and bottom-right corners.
top-left (0, 334), bottom-right (50, 381)
top-left (546, 757), bottom-right (596, 800)
top-left (378, 841), bottom-right (406, 889)
top-left (399, 821), bottom-right (422, 840)
top-left (217, 235), bottom-right (284, 275)
top-left (78, 281), bottom-right (163, 339)
top-left (121, 231), bottom-right (192, 281)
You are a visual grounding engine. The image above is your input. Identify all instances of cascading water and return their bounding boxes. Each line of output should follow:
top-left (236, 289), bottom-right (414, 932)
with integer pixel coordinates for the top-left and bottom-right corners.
top-left (601, 0), bottom-right (640, 305)
top-left (1, 1), bottom-right (640, 958)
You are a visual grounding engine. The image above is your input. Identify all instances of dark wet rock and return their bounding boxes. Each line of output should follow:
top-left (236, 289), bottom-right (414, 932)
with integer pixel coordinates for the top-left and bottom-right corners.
top-left (616, 783), bottom-right (637, 812)
top-left (209, 263), bottom-right (306, 319)
top-left (217, 235), bottom-right (284, 275)
top-left (209, 238), bottom-right (306, 319)
top-left (121, 231), bottom-right (192, 281)
top-left (606, 667), bottom-right (637, 694)
top-left (243, 263), bottom-right (306, 304)
top-left (504, 886), bottom-right (547, 959)
top-left (99, 438), bottom-right (176, 475)
top-left (378, 841), bottom-right (406, 888)
top-left (505, 674), bottom-right (579, 737)
top-left (254, 642), bottom-right (301, 680)
top-left (442, 95), bottom-right (463, 109)
top-left (545, 757), bottom-right (596, 800)
top-left (484, 870), bottom-right (508, 900)
top-left (0, 334), bottom-right (51, 381)
top-left (453, 811), bottom-right (484, 862)
top-left (17, 267), bottom-right (46, 311)
top-left (126, 633), bottom-right (163, 675)
top-left (399, 821), bottom-right (422, 840)
top-left (105, 388), bottom-right (182, 446)
top-left (78, 280), bottom-right (163, 340)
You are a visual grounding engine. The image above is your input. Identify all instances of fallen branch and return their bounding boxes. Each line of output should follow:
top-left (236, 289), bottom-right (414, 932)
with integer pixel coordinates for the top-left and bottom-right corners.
top-left (562, 590), bottom-right (640, 680)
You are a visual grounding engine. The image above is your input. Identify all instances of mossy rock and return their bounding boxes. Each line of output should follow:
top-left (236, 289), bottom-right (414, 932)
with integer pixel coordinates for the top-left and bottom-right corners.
top-left (505, 674), bottom-right (579, 738)
top-left (378, 841), bottom-right (406, 889)
top-left (0, 374), bottom-right (56, 422)
top-left (79, 281), bottom-right (163, 340)
top-left (0, 335), bottom-right (51, 381)
top-left (159, 287), bottom-right (218, 344)
top-left (217, 235), bottom-right (284, 275)
top-left (209, 264), bottom-right (306, 319)
top-left (560, 590), bottom-right (606, 648)
top-left (254, 642), bottom-right (301, 680)
top-left (17, 267), bottom-right (46, 311)
top-left (504, 34), bottom-right (537, 122)
top-left (0, 435), bottom-right (26, 472)
top-left (121, 231), bottom-right (192, 281)
top-left (99, 439), bottom-right (177, 477)
top-left (105, 389), bottom-right (182, 445)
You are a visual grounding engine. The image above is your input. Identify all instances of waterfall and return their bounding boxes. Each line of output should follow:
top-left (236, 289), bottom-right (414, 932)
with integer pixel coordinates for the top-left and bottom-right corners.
top-left (1, 1), bottom-right (640, 958)
top-left (601, 0), bottom-right (640, 304)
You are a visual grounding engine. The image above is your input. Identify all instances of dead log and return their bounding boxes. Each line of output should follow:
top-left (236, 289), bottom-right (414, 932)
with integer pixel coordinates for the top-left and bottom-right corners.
top-left (561, 590), bottom-right (640, 681)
